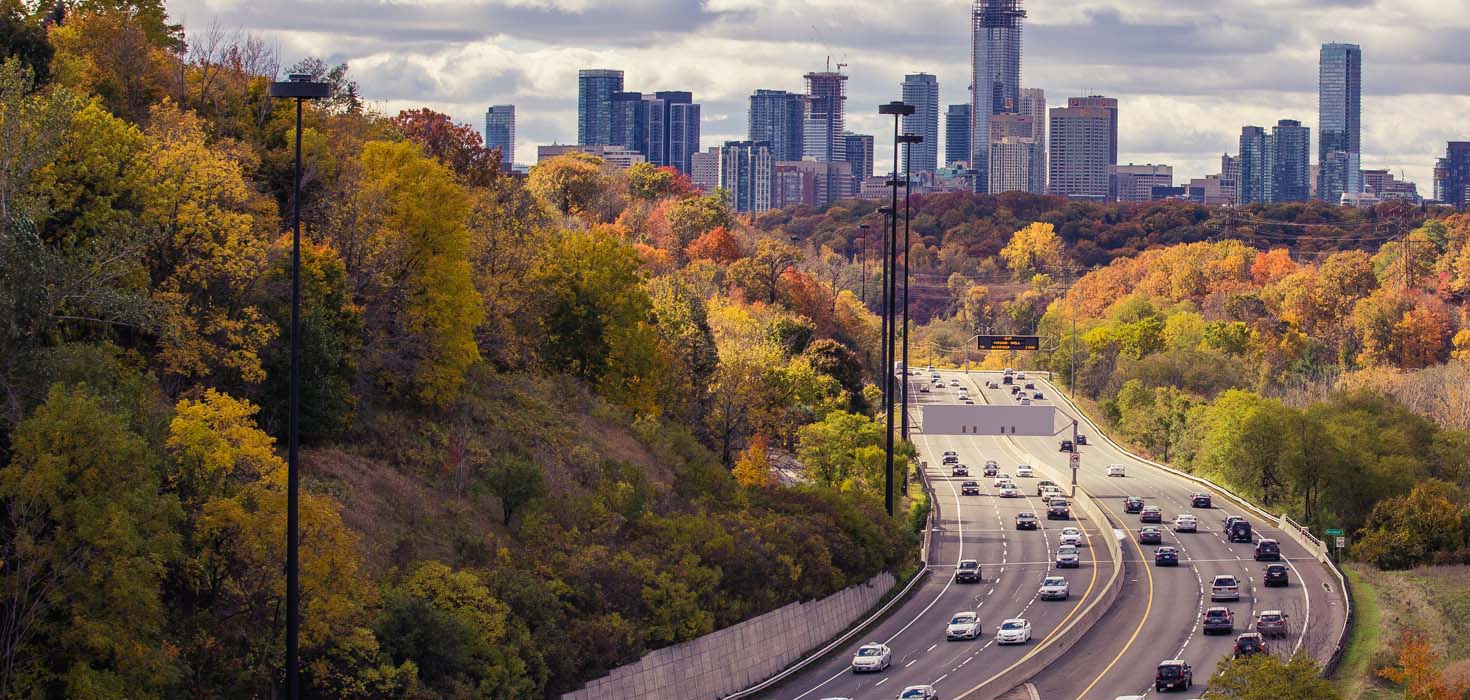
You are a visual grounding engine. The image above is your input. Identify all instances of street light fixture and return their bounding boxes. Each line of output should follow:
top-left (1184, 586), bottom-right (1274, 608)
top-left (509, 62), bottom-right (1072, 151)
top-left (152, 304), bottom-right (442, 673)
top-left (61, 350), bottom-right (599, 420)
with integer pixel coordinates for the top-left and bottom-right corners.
top-left (877, 101), bottom-right (913, 517)
top-left (895, 133), bottom-right (922, 442)
top-left (268, 72), bottom-right (329, 700)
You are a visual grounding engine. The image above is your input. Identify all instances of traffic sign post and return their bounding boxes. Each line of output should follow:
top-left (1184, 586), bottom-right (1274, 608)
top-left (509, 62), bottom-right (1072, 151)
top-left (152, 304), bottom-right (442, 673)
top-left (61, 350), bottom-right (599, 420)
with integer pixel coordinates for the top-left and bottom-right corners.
top-left (976, 335), bottom-right (1041, 351)
top-left (1325, 528), bottom-right (1344, 536)
top-left (1336, 536), bottom-right (1346, 549)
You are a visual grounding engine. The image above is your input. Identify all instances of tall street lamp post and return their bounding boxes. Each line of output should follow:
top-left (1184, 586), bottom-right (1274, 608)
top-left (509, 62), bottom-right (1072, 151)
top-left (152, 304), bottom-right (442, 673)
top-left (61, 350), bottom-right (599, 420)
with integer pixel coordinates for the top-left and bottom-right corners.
top-left (268, 72), bottom-right (329, 700)
top-left (896, 133), bottom-right (922, 442)
top-left (878, 100), bottom-right (914, 517)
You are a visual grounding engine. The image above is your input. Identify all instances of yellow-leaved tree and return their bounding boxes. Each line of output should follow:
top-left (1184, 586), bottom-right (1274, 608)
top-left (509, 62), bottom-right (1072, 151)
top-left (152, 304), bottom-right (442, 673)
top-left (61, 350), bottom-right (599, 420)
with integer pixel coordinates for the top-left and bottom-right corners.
top-left (1000, 222), bottom-right (1064, 280)
top-left (356, 139), bottom-right (484, 405)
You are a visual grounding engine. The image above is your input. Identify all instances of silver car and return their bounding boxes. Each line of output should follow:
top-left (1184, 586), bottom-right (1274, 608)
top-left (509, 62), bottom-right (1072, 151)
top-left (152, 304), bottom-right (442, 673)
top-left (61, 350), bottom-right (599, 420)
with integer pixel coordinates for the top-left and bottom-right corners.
top-left (850, 642), bottom-right (891, 672)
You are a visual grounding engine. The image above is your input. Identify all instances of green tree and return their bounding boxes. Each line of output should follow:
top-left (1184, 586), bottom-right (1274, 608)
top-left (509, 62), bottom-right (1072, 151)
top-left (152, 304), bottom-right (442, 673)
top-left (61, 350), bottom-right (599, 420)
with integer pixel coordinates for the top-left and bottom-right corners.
top-left (797, 410), bottom-right (885, 489)
top-left (728, 237), bottom-right (803, 303)
top-left (0, 384), bottom-right (181, 697)
top-left (485, 454), bottom-right (544, 526)
top-left (1192, 390), bottom-right (1291, 506)
top-left (666, 191), bottom-right (735, 250)
top-left (1352, 480), bottom-right (1466, 569)
top-left (526, 152), bottom-right (609, 218)
top-left (1205, 652), bottom-right (1340, 700)
top-left (0, 1), bottom-right (53, 86)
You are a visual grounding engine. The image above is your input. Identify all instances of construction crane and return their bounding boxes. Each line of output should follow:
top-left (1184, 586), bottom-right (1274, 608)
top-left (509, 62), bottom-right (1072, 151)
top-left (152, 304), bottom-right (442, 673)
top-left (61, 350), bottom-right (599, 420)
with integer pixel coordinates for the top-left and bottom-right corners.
top-left (810, 24), bottom-right (848, 73)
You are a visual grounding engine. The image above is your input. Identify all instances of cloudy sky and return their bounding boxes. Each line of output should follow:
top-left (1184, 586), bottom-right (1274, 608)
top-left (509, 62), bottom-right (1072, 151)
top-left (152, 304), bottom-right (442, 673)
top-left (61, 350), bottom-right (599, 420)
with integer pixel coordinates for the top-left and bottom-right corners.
top-left (166, 0), bottom-right (1469, 187)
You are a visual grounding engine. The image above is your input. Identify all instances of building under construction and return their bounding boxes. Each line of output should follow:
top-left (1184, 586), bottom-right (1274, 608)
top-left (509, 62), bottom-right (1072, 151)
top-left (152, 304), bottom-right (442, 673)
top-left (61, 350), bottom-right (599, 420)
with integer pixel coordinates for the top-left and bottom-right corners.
top-left (970, 0), bottom-right (1025, 193)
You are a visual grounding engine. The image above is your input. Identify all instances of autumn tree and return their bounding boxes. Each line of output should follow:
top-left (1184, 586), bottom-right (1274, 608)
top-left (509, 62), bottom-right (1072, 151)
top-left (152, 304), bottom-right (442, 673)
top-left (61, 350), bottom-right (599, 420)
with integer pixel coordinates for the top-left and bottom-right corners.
top-left (685, 225), bottom-right (742, 264)
top-left (732, 434), bottom-right (775, 487)
top-left (1204, 652), bottom-right (1340, 700)
top-left (46, 9), bottom-right (181, 124)
top-left (728, 237), bottom-right (803, 303)
top-left (0, 384), bottom-right (181, 697)
top-left (1353, 480), bottom-right (1466, 569)
top-left (666, 191), bottom-right (735, 251)
top-left (526, 152), bottom-right (610, 218)
top-left (356, 139), bottom-right (484, 405)
top-left (626, 162), bottom-right (695, 201)
top-left (1377, 632), bottom-right (1470, 700)
top-left (1000, 221), bottom-right (1064, 279)
top-left (393, 107), bottom-right (501, 187)
top-left (0, 2), bottom-right (52, 85)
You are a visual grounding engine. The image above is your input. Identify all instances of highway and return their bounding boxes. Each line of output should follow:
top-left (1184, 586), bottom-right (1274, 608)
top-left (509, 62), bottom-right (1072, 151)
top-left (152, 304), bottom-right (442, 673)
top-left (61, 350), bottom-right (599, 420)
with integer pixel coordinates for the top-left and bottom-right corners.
top-left (945, 370), bottom-right (1346, 700)
top-left (758, 373), bottom-right (1120, 700)
top-left (756, 368), bottom-right (1347, 700)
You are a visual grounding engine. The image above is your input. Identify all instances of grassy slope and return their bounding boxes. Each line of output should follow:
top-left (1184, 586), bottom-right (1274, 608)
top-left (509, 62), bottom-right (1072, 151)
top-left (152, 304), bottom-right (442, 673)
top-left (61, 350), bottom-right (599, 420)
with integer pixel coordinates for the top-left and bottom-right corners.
top-left (1334, 563), bottom-right (1470, 699)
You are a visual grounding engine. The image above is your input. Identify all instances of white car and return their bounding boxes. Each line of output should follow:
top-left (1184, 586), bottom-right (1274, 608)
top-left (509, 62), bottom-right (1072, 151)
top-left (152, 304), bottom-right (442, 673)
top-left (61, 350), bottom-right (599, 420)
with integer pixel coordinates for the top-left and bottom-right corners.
top-left (1174, 514), bottom-right (1198, 532)
top-left (1106, 463), bottom-right (1126, 477)
top-left (897, 686), bottom-right (938, 700)
top-left (1016, 464), bottom-right (1034, 477)
top-left (1017, 371), bottom-right (1027, 379)
top-left (996, 618), bottom-right (1032, 644)
top-left (1211, 574), bottom-right (1241, 601)
top-left (999, 485), bottom-right (1021, 498)
top-left (1040, 487), bottom-right (1063, 503)
top-left (850, 642), bottom-right (892, 672)
top-left (946, 611), bottom-right (981, 640)
top-left (1056, 544), bottom-right (1081, 568)
top-left (1059, 527), bottom-right (1084, 546)
top-left (1020, 397), bottom-right (1031, 405)
top-left (993, 475), bottom-right (1012, 487)
top-left (1039, 576), bottom-right (1070, 600)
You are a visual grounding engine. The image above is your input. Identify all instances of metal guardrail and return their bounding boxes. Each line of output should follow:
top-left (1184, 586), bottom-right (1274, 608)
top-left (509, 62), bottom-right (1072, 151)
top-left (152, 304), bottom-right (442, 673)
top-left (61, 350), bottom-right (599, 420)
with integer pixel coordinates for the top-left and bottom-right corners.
top-left (723, 460), bottom-right (936, 700)
top-left (1034, 374), bottom-right (1352, 676)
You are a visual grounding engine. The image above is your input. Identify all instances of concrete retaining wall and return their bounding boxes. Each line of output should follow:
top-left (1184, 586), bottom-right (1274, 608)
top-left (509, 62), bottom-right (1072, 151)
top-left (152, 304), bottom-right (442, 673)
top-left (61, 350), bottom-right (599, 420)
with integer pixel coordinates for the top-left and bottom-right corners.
top-left (560, 571), bottom-right (897, 700)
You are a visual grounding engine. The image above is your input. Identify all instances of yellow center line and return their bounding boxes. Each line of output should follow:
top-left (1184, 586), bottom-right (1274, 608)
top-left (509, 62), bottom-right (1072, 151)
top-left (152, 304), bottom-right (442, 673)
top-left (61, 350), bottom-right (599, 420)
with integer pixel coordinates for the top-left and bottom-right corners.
top-left (1018, 490), bottom-right (1099, 659)
top-left (1072, 497), bottom-right (1155, 700)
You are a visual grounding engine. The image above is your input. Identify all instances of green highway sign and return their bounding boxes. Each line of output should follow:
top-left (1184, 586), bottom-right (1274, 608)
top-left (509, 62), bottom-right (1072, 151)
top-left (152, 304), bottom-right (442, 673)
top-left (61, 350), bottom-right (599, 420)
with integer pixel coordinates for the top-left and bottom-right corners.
top-left (1325, 528), bottom-right (1344, 536)
top-left (977, 335), bottom-right (1041, 351)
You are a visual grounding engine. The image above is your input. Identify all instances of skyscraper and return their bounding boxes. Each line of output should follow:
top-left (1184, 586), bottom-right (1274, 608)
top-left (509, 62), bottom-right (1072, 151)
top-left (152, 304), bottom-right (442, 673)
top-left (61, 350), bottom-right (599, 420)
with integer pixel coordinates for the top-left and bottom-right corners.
top-left (484, 105), bottom-right (515, 168)
top-left (1239, 126), bottom-right (1271, 205)
top-left (901, 73), bottom-right (940, 174)
top-left (1319, 43), bottom-right (1363, 204)
top-left (987, 113), bottom-right (1042, 194)
top-left (1109, 164), bottom-right (1173, 202)
top-left (844, 133), bottom-right (875, 181)
top-left (1047, 95), bottom-right (1117, 200)
top-left (607, 90), bottom-right (700, 174)
top-left (748, 89), bottom-right (806, 162)
top-left (578, 69), bottom-right (623, 146)
top-left (663, 92), bottom-right (701, 175)
top-left (1272, 119), bottom-right (1311, 203)
top-left (718, 141), bottom-right (775, 213)
top-left (690, 147), bottom-right (720, 192)
top-left (1440, 142), bottom-right (1470, 208)
top-left (945, 104), bottom-right (971, 166)
top-left (803, 69), bottom-right (850, 203)
top-left (1019, 88), bottom-right (1046, 191)
top-left (970, 0), bottom-right (1025, 191)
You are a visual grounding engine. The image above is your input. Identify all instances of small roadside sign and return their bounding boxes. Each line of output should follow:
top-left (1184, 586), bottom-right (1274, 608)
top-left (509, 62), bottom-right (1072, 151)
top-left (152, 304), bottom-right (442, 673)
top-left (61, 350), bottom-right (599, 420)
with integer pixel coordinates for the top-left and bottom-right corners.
top-left (1335, 536), bottom-right (1346, 549)
top-left (1069, 452), bottom-right (1080, 468)
top-left (1325, 528), bottom-right (1344, 536)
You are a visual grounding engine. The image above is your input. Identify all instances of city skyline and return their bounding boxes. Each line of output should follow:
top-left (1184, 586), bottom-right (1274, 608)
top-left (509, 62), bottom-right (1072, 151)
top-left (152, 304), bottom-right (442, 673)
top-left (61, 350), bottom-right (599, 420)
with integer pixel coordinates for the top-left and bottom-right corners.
top-left (165, 0), bottom-right (1470, 188)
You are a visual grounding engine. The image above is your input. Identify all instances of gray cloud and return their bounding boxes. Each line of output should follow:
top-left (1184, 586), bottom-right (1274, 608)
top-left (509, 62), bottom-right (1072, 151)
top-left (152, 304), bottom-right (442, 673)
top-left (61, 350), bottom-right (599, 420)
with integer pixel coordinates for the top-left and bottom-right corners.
top-left (167, 0), bottom-right (1469, 186)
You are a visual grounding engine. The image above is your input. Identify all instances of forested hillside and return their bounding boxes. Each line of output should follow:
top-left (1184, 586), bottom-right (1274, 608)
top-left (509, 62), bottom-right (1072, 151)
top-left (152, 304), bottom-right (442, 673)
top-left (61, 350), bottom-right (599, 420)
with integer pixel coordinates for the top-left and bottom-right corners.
top-left (0, 4), bottom-right (913, 698)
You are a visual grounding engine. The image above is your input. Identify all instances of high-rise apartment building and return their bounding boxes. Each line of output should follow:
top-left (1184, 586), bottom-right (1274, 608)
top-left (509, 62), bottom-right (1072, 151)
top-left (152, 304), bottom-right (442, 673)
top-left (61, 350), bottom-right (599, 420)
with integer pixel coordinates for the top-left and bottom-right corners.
top-left (803, 70), bottom-right (850, 203)
top-left (970, 0), bottom-right (1025, 192)
top-left (607, 90), bottom-right (700, 174)
top-left (484, 105), bottom-right (515, 168)
top-left (748, 89), bottom-right (806, 162)
top-left (1272, 119), bottom-right (1311, 203)
top-left (690, 147), bottom-right (721, 192)
top-left (1047, 95), bottom-right (1117, 200)
top-left (1440, 143), bottom-right (1470, 208)
top-left (844, 133), bottom-right (875, 181)
top-left (945, 104), bottom-right (971, 166)
top-left (1019, 88), bottom-right (1046, 191)
top-left (718, 141), bottom-right (774, 213)
top-left (1239, 126), bottom-right (1271, 205)
top-left (1109, 164), bottom-right (1173, 202)
top-left (1319, 43), bottom-right (1363, 204)
top-left (1221, 154), bottom-right (1240, 205)
top-left (578, 69), bottom-right (623, 146)
top-left (987, 113), bottom-right (1043, 194)
top-left (901, 73), bottom-right (940, 174)
top-left (1238, 121), bottom-right (1311, 204)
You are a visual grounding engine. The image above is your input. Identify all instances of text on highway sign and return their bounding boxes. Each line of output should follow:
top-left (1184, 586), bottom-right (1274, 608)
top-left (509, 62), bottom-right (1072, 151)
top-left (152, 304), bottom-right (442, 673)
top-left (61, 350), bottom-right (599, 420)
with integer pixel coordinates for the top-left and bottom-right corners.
top-left (977, 335), bottom-right (1041, 350)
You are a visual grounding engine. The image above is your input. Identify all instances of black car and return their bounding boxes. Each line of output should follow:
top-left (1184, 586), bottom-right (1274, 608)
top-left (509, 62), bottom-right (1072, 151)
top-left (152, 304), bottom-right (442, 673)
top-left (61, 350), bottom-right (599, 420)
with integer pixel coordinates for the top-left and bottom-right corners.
top-left (1156, 660), bottom-right (1193, 692)
top-left (1192, 493), bottom-right (1213, 508)
top-left (961, 481), bottom-right (981, 496)
top-left (1264, 563), bottom-right (1290, 587)
top-left (1047, 499), bottom-right (1071, 520)
top-left (1254, 538), bottom-right (1281, 561)
top-left (983, 465), bottom-right (999, 477)
top-left (1154, 546), bottom-right (1180, 566)
top-left (1228, 518), bottom-right (1253, 543)
top-left (1123, 496), bottom-right (1145, 514)
top-left (1024, 382), bottom-right (1035, 389)
top-left (955, 559), bottom-right (981, 583)
top-left (943, 454), bottom-right (959, 465)
top-left (1139, 526), bottom-right (1163, 545)
top-left (1140, 505), bottom-right (1163, 523)
top-left (1233, 632), bottom-right (1266, 658)
top-left (1203, 607), bottom-right (1234, 635)
top-left (1059, 440), bottom-right (1074, 452)
top-left (1002, 374), bottom-right (1013, 385)
top-left (1009, 385), bottom-right (1021, 394)
top-left (952, 465), bottom-right (970, 477)
top-left (1075, 434), bottom-right (1088, 445)
top-left (1033, 392), bottom-right (1045, 399)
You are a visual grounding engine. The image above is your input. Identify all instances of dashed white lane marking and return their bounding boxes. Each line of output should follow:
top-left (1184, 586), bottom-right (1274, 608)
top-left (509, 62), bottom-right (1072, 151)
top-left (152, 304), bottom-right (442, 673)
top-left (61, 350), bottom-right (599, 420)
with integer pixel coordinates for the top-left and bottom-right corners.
top-left (906, 659), bottom-right (917, 668)
top-left (927, 643), bottom-right (937, 652)
top-left (934, 673), bottom-right (949, 684)
top-left (875, 678), bottom-right (888, 687)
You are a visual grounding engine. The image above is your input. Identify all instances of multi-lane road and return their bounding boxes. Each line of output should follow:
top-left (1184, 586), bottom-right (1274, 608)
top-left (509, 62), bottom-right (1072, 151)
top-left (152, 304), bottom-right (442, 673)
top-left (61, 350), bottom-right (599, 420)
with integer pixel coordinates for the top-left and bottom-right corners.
top-left (759, 369), bottom-right (1347, 700)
